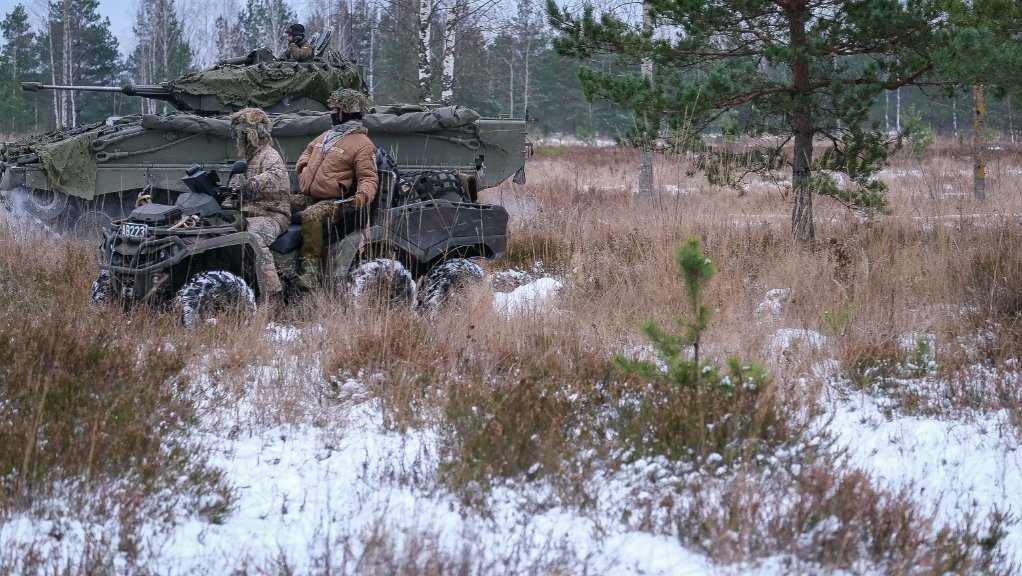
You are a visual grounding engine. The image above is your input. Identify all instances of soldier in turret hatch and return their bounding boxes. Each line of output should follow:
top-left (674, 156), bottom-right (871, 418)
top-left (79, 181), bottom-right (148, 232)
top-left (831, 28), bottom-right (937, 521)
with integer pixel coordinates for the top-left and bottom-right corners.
top-left (279, 23), bottom-right (313, 62)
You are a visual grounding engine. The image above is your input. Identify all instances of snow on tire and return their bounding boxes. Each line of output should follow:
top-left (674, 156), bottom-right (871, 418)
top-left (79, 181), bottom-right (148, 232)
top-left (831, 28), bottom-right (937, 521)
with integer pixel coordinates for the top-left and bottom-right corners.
top-left (89, 270), bottom-right (115, 306)
top-left (174, 270), bottom-right (256, 327)
top-left (347, 258), bottom-right (416, 308)
top-left (417, 258), bottom-right (484, 312)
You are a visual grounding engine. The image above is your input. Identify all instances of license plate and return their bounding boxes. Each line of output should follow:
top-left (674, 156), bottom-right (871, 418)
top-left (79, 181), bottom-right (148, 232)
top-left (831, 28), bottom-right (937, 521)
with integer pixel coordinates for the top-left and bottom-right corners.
top-left (119, 223), bottom-right (149, 238)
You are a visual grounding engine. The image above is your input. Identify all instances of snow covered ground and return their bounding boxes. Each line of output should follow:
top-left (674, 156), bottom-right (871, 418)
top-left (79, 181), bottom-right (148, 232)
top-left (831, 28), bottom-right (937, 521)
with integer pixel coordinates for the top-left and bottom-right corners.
top-left (2, 271), bottom-right (1021, 575)
top-left (4, 175), bottom-right (1022, 572)
top-left (830, 380), bottom-right (1022, 561)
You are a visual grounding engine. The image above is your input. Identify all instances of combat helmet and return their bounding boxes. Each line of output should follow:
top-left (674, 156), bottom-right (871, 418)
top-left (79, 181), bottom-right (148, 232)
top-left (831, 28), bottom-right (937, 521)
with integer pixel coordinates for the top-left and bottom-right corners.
top-left (230, 107), bottom-right (273, 154)
top-left (328, 88), bottom-right (371, 114)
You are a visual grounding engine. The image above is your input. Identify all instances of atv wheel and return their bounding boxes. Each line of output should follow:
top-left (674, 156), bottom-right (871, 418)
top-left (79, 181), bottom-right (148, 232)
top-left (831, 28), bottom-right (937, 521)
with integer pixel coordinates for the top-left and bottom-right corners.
top-left (417, 258), bottom-right (484, 312)
top-left (347, 258), bottom-right (416, 308)
top-left (174, 271), bottom-right (256, 327)
top-left (89, 270), bottom-right (116, 306)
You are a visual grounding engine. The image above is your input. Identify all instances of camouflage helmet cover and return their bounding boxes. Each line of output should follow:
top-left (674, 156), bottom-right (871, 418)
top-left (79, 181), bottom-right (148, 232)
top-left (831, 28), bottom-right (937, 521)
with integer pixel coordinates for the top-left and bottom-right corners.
top-left (328, 88), bottom-right (371, 114)
top-left (229, 107), bottom-right (272, 153)
top-left (286, 23), bottom-right (305, 37)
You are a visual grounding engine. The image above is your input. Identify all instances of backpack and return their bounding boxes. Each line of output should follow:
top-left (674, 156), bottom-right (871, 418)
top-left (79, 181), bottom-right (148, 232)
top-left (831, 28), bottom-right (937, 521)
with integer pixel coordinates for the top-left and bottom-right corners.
top-left (395, 170), bottom-right (469, 205)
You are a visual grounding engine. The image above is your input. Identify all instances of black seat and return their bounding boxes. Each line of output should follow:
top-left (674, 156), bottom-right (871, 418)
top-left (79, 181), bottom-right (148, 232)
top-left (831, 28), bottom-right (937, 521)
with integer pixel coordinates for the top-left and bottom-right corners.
top-left (269, 223), bottom-right (303, 253)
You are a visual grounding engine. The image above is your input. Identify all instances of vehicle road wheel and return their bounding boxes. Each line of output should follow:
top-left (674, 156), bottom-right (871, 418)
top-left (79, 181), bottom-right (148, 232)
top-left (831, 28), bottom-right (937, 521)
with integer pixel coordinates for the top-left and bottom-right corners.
top-left (89, 270), bottom-right (115, 307)
top-left (347, 258), bottom-right (415, 308)
top-left (174, 271), bottom-right (256, 327)
top-left (21, 186), bottom-right (69, 222)
top-left (417, 258), bottom-right (484, 313)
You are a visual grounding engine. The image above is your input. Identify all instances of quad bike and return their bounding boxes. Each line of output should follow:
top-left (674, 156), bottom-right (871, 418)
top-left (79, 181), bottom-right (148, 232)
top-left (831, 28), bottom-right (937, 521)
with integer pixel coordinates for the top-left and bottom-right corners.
top-left (90, 159), bottom-right (508, 325)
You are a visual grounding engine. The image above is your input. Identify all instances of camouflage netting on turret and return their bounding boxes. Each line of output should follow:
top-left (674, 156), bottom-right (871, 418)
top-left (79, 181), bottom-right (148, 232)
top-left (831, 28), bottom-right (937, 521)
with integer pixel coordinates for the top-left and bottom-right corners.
top-left (165, 61), bottom-right (365, 110)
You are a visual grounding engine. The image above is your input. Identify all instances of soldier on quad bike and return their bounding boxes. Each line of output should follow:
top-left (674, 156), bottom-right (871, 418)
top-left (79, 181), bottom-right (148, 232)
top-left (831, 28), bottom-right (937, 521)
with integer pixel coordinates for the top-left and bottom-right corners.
top-left (227, 107), bottom-right (291, 300)
top-left (292, 88), bottom-right (378, 290)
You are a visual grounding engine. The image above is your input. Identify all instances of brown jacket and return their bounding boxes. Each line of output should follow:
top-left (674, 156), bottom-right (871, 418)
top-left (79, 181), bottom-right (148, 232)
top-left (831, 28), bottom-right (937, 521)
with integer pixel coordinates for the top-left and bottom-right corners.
top-left (296, 127), bottom-right (379, 205)
top-left (229, 144), bottom-right (291, 232)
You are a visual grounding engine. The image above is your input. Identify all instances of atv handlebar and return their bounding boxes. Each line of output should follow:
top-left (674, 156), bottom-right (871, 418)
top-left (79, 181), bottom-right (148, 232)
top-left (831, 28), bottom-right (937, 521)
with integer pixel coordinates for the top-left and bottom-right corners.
top-left (181, 161), bottom-right (247, 204)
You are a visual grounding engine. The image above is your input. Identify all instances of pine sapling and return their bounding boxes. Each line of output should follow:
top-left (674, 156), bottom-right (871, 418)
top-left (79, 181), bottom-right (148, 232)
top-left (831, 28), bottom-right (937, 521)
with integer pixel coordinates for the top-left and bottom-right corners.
top-left (615, 237), bottom-right (783, 464)
top-left (617, 237), bottom-right (717, 387)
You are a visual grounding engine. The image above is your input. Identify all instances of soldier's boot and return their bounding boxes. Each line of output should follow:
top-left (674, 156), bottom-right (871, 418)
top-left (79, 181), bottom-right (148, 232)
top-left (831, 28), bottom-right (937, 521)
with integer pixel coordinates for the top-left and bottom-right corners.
top-left (296, 220), bottom-right (323, 291)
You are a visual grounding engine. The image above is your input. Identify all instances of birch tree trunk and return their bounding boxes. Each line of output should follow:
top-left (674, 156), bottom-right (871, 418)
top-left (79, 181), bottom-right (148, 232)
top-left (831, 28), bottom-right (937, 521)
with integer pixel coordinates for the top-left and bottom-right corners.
top-left (895, 87), bottom-right (902, 133)
top-left (160, 0), bottom-right (171, 113)
top-left (418, 0), bottom-right (432, 102)
top-left (521, 21), bottom-right (531, 117)
top-left (62, 0), bottom-right (73, 127)
top-left (884, 91), bottom-right (890, 132)
top-left (48, 11), bottom-right (58, 126)
top-left (59, 2), bottom-right (66, 124)
top-left (267, 0), bottom-right (284, 55)
top-left (367, 8), bottom-right (375, 98)
top-left (952, 97), bottom-right (958, 142)
top-left (439, 0), bottom-right (457, 103)
top-left (507, 57), bottom-right (513, 117)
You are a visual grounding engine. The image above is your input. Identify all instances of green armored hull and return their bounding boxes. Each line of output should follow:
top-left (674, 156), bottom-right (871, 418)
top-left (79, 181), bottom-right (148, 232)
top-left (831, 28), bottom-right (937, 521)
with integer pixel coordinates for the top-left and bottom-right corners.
top-left (0, 50), bottom-right (528, 231)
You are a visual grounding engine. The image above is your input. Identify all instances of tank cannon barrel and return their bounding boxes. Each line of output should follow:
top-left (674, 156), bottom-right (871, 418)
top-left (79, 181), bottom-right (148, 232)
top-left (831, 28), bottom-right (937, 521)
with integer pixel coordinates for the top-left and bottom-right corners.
top-left (21, 81), bottom-right (173, 100)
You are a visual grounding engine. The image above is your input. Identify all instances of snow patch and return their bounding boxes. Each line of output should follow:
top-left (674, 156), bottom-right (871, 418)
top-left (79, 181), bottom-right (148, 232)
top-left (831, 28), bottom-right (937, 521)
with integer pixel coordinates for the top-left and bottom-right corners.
top-left (765, 328), bottom-right (827, 366)
top-left (754, 288), bottom-right (791, 324)
top-left (493, 277), bottom-right (563, 316)
top-left (828, 390), bottom-right (1022, 565)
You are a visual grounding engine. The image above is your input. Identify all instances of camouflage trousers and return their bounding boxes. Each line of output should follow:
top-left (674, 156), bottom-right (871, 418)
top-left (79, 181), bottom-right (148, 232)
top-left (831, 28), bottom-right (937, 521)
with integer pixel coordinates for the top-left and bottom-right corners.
top-left (290, 194), bottom-right (339, 224)
top-left (246, 216), bottom-right (284, 295)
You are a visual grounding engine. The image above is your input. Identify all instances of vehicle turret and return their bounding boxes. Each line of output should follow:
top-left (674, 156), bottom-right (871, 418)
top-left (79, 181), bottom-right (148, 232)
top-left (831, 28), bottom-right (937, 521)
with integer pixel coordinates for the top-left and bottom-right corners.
top-left (20, 51), bottom-right (364, 115)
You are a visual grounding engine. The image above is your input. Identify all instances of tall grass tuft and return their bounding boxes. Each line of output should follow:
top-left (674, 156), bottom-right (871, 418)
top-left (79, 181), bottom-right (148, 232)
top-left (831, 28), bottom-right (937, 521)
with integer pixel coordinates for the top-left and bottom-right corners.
top-left (0, 224), bottom-right (231, 523)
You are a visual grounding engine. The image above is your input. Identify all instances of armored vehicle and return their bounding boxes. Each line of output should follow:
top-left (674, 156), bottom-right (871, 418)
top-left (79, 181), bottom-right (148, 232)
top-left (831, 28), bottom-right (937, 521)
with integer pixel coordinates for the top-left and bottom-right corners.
top-left (1, 41), bottom-right (528, 234)
top-left (92, 157), bottom-right (508, 324)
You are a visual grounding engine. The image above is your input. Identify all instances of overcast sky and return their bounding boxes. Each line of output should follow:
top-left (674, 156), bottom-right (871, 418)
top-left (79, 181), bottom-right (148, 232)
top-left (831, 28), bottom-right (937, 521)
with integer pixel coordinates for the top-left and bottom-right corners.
top-left (0, 0), bottom-right (135, 52)
top-left (0, 0), bottom-right (318, 58)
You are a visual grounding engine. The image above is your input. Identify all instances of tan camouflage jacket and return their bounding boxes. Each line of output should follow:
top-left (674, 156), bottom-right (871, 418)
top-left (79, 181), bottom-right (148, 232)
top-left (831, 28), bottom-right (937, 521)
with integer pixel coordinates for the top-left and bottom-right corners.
top-left (230, 144), bottom-right (291, 232)
top-left (279, 40), bottom-right (313, 62)
top-left (296, 127), bottom-right (379, 205)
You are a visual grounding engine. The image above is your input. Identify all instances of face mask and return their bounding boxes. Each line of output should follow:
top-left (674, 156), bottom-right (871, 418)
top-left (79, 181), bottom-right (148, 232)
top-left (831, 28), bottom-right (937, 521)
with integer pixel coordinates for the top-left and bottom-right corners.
top-left (330, 110), bottom-right (341, 125)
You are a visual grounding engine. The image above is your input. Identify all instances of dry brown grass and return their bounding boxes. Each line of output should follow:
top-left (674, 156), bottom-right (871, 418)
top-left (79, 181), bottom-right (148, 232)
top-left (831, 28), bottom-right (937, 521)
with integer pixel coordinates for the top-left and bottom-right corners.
top-left (502, 142), bottom-right (1022, 370)
top-left (2, 137), bottom-right (1021, 572)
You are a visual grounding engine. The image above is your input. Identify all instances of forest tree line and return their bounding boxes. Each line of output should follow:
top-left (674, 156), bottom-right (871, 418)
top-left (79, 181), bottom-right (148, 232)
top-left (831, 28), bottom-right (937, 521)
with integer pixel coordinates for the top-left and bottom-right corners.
top-left (0, 0), bottom-right (635, 137)
top-left (0, 0), bottom-right (1019, 142)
